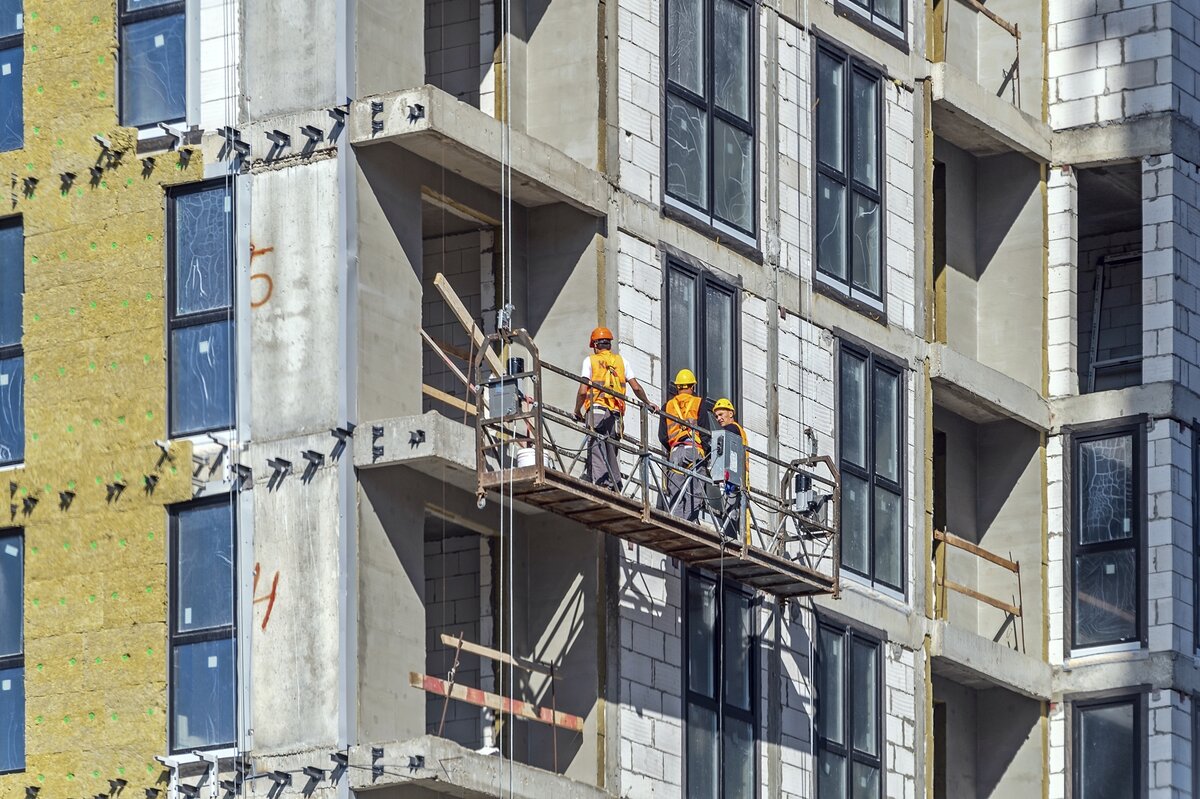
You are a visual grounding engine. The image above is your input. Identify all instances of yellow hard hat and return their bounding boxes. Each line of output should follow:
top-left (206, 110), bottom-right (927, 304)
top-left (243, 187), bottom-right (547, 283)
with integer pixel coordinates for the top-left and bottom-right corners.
top-left (713, 398), bottom-right (735, 413)
top-left (674, 368), bottom-right (697, 386)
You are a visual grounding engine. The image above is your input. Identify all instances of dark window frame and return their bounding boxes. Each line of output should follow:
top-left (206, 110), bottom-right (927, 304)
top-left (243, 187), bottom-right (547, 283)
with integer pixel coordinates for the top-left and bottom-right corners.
top-left (0, 527), bottom-right (22, 775)
top-left (1069, 693), bottom-right (1144, 799)
top-left (166, 179), bottom-right (235, 439)
top-left (0, 215), bottom-right (22, 467)
top-left (681, 569), bottom-right (758, 797)
top-left (812, 40), bottom-right (887, 318)
top-left (662, 255), bottom-right (742, 408)
top-left (662, 0), bottom-right (759, 241)
top-left (0, 4), bottom-right (22, 154)
top-left (833, 0), bottom-right (907, 52)
top-left (118, 0), bottom-right (187, 128)
top-left (814, 616), bottom-right (884, 799)
top-left (1066, 422), bottom-right (1144, 651)
top-left (168, 494), bottom-right (237, 754)
top-left (836, 338), bottom-right (905, 594)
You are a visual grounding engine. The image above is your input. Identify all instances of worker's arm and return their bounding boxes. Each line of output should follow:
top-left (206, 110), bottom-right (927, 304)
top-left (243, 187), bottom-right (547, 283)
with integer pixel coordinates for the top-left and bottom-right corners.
top-left (628, 377), bottom-right (658, 413)
top-left (573, 382), bottom-right (588, 421)
top-left (658, 411), bottom-right (670, 451)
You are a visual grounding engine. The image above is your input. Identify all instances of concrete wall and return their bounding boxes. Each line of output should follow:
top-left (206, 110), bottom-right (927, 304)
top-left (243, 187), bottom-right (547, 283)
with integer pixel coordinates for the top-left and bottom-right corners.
top-left (524, 0), bottom-right (600, 167)
top-left (935, 137), bottom-right (980, 358)
top-left (243, 0), bottom-right (338, 119)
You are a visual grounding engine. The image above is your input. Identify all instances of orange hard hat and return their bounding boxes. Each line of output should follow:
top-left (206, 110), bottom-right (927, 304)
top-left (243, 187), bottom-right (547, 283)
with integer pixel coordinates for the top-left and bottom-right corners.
top-left (590, 326), bottom-right (614, 345)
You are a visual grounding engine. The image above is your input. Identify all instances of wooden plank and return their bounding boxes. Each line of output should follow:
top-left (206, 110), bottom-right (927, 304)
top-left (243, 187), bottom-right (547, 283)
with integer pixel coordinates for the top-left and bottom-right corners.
top-left (420, 329), bottom-right (473, 388)
top-left (934, 530), bottom-right (1019, 572)
top-left (433, 272), bottom-right (505, 376)
top-left (410, 672), bottom-right (584, 732)
top-left (422, 384), bottom-right (477, 416)
top-left (942, 579), bottom-right (1021, 617)
top-left (437, 633), bottom-right (554, 676)
top-left (952, 0), bottom-right (1019, 37)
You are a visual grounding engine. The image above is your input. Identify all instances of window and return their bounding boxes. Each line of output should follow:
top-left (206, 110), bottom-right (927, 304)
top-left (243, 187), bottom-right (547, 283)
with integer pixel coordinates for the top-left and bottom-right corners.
top-left (815, 620), bottom-right (881, 799)
top-left (0, 529), bottom-right (23, 773)
top-left (684, 572), bottom-right (755, 797)
top-left (814, 43), bottom-right (884, 309)
top-left (119, 0), bottom-right (186, 129)
top-left (168, 181), bottom-right (234, 438)
top-left (664, 0), bottom-right (756, 237)
top-left (838, 342), bottom-right (903, 592)
top-left (170, 498), bottom-right (236, 752)
top-left (836, 0), bottom-right (903, 43)
top-left (0, 218), bottom-right (22, 467)
top-left (1072, 696), bottom-right (1140, 799)
top-left (0, 1), bottom-right (21, 152)
top-left (665, 260), bottom-right (739, 404)
top-left (1071, 428), bottom-right (1140, 649)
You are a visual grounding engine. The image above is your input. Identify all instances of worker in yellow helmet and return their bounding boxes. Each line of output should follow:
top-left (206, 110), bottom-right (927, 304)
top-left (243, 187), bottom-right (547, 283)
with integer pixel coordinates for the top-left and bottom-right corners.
top-left (573, 326), bottom-right (657, 490)
top-left (712, 397), bottom-right (749, 538)
top-left (658, 368), bottom-right (715, 521)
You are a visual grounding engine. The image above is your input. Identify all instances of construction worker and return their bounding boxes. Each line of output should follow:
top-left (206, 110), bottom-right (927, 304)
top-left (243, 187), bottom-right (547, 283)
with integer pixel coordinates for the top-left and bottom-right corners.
top-left (712, 398), bottom-right (749, 538)
top-left (573, 326), bottom-right (657, 490)
top-left (658, 369), bottom-right (715, 521)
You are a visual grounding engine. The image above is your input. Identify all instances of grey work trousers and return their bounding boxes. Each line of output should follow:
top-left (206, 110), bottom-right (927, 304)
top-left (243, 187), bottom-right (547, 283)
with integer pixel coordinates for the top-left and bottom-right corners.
top-left (666, 443), bottom-right (704, 522)
top-left (584, 407), bottom-right (622, 490)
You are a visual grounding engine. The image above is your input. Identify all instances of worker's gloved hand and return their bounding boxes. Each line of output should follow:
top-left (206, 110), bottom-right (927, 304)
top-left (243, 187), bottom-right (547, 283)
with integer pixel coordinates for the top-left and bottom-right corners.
top-left (573, 410), bottom-right (584, 422)
top-left (646, 402), bottom-right (659, 414)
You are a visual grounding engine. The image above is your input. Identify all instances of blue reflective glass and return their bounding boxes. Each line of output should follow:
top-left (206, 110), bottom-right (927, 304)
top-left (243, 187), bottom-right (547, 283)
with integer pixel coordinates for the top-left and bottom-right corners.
top-left (0, 46), bottom-right (22, 152)
top-left (171, 638), bottom-right (235, 750)
top-left (0, 354), bottom-right (22, 465)
top-left (0, 0), bottom-right (21, 40)
top-left (170, 321), bottom-right (233, 436)
top-left (174, 187), bottom-right (232, 316)
top-left (126, 0), bottom-right (179, 10)
top-left (0, 532), bottom-right (20, 658)
top-left (0, 665), bottom-right (22, 772)
top-left (121, 13), bottom-right (185, 127)
top-left (176, 502), bottom-right (234, 633)
top-left (0, 221), bottom-right (20, 348)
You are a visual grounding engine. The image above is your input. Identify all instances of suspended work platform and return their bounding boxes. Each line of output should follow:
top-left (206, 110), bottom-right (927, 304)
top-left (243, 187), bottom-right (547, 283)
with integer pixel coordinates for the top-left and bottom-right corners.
top-left (471, 330), bottom-right (841, 599)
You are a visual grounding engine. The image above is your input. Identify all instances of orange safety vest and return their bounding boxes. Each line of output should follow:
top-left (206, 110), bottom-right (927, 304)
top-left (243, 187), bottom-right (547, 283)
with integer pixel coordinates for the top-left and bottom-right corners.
top-left (665, 393), bottom-right (704, 452)
top-left (586, 351), bottom-right (627, 415)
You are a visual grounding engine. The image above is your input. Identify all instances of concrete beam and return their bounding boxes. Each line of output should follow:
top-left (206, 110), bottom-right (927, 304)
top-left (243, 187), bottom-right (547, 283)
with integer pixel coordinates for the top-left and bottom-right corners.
top-left (354, 411), bottom-right (478, 484)
top-left (348, 735), bottom-right (609, 799)
top-left (1049, 382), bottom-right (1175, 431)
top-left (349, 86), bottom-right (611, 216)
top-left (930, 63), bottom-right (1052, 162)
top-left (930, 621), bottom-right (1052, 700)
top-left (929, 344), bottom-right (1050, 431)
top-left (1051, 113), bottom-right (1200, 168)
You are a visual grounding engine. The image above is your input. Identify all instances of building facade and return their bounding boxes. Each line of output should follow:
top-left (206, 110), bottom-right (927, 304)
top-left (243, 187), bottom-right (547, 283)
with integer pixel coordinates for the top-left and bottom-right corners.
top-left (0, 0), bottom-right (1195, 797)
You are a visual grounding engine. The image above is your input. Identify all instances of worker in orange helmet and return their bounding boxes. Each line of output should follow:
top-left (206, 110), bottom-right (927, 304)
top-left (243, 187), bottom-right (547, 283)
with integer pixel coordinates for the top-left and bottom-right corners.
top-left (658, 368), bottom-right (715, 521)
top-left (712, 397), bottom-right (749, 539)
top-left (573, 326), bottom-right (657, 490)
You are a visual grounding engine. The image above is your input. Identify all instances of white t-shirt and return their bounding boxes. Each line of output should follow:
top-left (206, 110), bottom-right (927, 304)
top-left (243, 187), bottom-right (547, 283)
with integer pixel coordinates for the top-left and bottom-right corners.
top-left (581, 353), bottom-right (636, 383)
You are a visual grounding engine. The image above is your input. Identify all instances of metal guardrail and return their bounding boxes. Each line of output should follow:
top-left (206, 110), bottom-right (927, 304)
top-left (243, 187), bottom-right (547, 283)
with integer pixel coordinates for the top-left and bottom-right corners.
top-left (470, 329), bottom-right (842, 590)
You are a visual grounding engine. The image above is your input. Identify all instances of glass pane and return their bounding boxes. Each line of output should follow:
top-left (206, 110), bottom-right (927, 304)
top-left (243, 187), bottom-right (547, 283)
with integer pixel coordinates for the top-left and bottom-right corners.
top-left (873, 368), bottom-right (898, 482)
top-left (127, 0), bottom-right (180, 10)
top-left (171, 637), bottom-right (236, 750)
top-left (667, 0), bottom-right (703, 96)
top-left (176, 502), bottom-right (234, 632)
top-left (1078, 435), bottom-right (1134, 545)
top-left (818, 749), bottom-right (847, 799)
top-left (851, 193), bottom-right (881, 297)
top-left (0, 0), bottom-right (21, 39)
top-left (714, 120), bottom-right (753, 232)
top-left (1074, 549), bottom-right (1137, 647)
top-left (817, 51), bottom-right (844, 171)
top-left (686, 703), bottom-right (719, 799)
top-left (1079, 702), bottom-right (1135, 799)
top-left (817, 174), bottom-right (847, 281)
top-left (850, 637), bottom-right (878, 755)
top-left (875, 0), bottom-right (902, 28)
top-left (874, 489), bottom-right (902, 590)
top-left (0, 354), bottom-right (23, 465)
top-left (0, 532), bottom-right (20, 657)
top-left (0, 221), bottom-right (21, 347)
top-left (851, 72), bottom-right (878, 190)
top-left (840, 353), bottom-right (866, 467)
top-left (174, 186), bottom-right (233, 316)
top-left (723, 590), bottom-right (752, 711)
top-left (688, 576), bottom-right (717, 698)
top-left (170, 320), bottom-right (234, 436)
top-left (703, 285), bottom-right (734, 402)
top-left (722, 717), bottom-right (755, 797)
top-left (714, 0), bottom-right (749, 120)
top-left (666, 95), bottom-right (708, 210)
top-left (0, 665), bottom-right (23, 772)
top-left (0, 46), bottom-right (22, 152)
top-left (121, 13), bottom-right (186, 128)
top-left (841, 474), bottom-right (869, 575)
top-left (851, 762), bottom-right (880, 799)
top-left (669, 268), bottom-right (697, 386)
top-left (817, 627), bottom-right (844, 744)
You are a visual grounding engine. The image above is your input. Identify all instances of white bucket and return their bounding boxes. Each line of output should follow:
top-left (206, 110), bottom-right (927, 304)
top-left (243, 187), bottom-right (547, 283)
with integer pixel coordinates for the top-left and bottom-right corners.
top-left (516, 447), bottom-right (539, 468)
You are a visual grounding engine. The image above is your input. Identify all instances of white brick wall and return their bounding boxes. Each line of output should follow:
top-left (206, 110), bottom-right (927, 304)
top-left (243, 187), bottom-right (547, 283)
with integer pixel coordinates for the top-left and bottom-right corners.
top-left (198, 0), bottom-right (239, 132)
top-left (885, 84), bottom-right (918, 334)
top-left (617, 0), bottom-right (662, 204)
top-left (425, 533), bottom-right (484, 748)
top-left (1048, 167), bottom-right (1079, 397)
top-left (425, 0), bottom-right (482, 107)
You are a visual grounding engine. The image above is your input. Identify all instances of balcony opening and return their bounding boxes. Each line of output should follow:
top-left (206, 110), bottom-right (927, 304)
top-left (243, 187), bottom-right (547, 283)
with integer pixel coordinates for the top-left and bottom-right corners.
top-left (928, 0), bottom-right (1042, 116)
top-left (425, 0), bottom-right (486, 109)
top-left (1076, 162), bottom-right (1142, 393)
